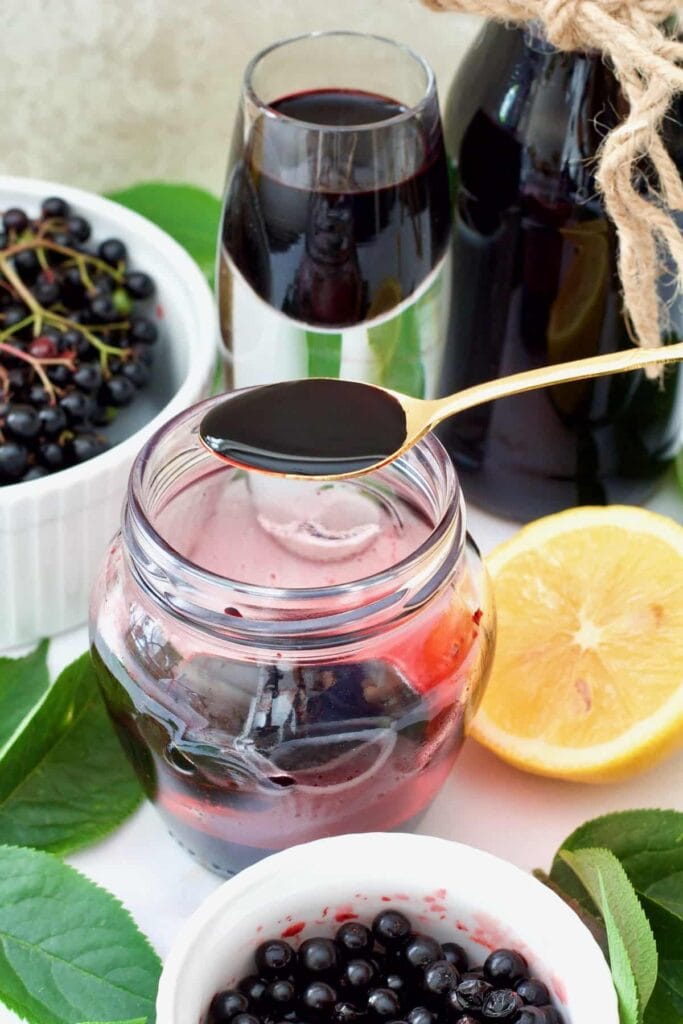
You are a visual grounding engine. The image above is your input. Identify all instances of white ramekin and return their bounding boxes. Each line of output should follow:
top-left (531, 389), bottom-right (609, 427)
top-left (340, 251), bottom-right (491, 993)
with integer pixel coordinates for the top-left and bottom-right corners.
top-left (157, 832), bottom-right (618, 1024)
top-left (0, 176), bottom-right (218, 647)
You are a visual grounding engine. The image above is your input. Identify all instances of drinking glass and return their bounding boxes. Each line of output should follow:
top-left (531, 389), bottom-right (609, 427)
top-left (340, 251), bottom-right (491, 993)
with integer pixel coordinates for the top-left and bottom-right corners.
top-left (217, 30), bottom-right (452, 399)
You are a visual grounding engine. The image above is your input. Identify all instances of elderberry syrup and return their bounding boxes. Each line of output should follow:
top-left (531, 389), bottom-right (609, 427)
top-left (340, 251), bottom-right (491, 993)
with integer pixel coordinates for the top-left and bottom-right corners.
top-left (439, 21), bottom-right (683, 520)
top-left (89, 395), bottom-right (495, 877)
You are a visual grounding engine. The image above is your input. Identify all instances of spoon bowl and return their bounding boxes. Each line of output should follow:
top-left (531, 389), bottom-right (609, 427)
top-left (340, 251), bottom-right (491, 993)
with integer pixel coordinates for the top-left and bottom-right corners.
top-left (201, 341), bottom-right (683, 480)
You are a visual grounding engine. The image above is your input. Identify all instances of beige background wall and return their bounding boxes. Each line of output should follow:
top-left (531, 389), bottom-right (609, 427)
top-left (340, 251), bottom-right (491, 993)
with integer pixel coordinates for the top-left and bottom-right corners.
top-left (2, 1), bottom-right (480, 197)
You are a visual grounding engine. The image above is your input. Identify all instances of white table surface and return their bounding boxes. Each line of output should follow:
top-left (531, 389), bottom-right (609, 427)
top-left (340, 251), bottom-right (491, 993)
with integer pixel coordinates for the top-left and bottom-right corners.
top-left (2, 478), bottom-right (683, 1023)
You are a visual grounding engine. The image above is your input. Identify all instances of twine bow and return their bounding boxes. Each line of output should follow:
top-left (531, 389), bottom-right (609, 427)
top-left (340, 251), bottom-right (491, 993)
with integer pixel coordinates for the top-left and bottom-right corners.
top-left (424, 0), bottom-right (683, 354)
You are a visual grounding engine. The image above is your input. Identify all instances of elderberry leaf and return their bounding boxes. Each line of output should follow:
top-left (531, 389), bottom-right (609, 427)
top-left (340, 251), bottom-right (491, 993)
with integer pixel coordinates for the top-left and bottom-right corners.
top-left (0, 640), bottom-right (49, 753)
top-left (106, 183), bottom-right (220, 284)
top-left (0, 652), bottom-right (141, 854)
top-left (560, 847), bottom-right (658, 1024)
top-left (0, 846), bottom-right (160, 1024)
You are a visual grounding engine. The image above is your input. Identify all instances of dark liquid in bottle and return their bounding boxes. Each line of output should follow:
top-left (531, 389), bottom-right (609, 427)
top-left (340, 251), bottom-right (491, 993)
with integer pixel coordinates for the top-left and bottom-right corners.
top-left (438, 24), bottom-right (683, 520)
top-left (222, 88), bottom-right (451, 329)
top-left (200, 379), bottom-right (407, 476)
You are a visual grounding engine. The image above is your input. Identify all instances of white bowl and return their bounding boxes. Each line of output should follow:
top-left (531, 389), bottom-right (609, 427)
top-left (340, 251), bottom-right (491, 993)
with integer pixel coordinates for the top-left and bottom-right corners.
top-left (0, 176), bottom-right (218, 646)
top-left (157, 833), bottom-right (618, 1024)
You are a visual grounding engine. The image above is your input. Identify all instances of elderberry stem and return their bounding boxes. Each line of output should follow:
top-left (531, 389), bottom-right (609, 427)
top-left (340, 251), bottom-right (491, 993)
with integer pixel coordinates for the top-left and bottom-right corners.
top-left (0, 255), bottom-right (42, 316)
top-left (42, 310), bottom-right (128, 359)
top-left (0, 314), bottom-right (35, 343)
top-left (1, 238), bottom-right (125, 284)
top-left (0, 342), bottom-right (74, 405)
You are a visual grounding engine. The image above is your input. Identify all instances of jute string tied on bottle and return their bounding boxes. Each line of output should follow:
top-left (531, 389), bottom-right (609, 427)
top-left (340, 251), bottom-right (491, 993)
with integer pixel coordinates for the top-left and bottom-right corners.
top-left (424, 0), bottom-right (683, 364)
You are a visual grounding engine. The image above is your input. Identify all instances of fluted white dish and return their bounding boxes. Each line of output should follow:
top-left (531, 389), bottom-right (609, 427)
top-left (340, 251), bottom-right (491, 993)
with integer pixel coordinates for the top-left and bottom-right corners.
top-left (0, 176), bottom-right (217, 646)
top-left (156, 832), bottom-right (618, 1024)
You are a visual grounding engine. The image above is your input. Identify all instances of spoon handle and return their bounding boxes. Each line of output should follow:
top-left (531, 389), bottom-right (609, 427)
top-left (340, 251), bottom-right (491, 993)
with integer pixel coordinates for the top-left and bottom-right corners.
top-left (427, 340), bottom-right (683, 428)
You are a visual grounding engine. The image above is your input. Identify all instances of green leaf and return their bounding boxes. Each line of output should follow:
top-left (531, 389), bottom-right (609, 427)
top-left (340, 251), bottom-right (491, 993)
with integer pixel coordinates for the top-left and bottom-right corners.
top-left (0, 641), bottom-right (49, 754)
top-left (78, 1020), bottom-right (147, 1024)
top-left (0, 653), bottom-right (142, 854)
top-left (106, 182), bottom-right (221, 284)
top-left (551, 810), bottom-right (683, 908)
top-left (560, 847), bottom-right (658, 1024)
top-left (641, 874), bottom-right (683, 1023)
top-left (644, 976), bottom-right (683, 1024)
top-left (0, 845), bottom-right (160, 1024)
top-left (306, 330), bottom-right (342, 378)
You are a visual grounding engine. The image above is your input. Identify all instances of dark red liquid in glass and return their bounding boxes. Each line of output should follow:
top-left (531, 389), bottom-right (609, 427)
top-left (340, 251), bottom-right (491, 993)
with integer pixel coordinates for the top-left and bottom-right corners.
top-left (222, 88), bottom-right (451, 328)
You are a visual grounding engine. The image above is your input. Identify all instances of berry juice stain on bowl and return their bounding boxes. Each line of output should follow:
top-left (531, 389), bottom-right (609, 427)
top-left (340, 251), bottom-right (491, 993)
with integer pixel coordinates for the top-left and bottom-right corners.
top-left (90, 397), bottom-right (495, 878)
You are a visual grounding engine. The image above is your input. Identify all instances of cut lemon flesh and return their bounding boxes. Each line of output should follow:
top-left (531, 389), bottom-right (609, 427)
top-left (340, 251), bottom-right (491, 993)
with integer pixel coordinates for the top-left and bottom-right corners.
top-left (470, 506), bottom-right (683, 782)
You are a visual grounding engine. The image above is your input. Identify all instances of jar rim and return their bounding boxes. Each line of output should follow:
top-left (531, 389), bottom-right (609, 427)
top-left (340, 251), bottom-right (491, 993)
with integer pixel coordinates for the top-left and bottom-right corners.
top-left (243, 31), bottom-right (437, 135)
top-left (124, 395), bottom-right (465, 639)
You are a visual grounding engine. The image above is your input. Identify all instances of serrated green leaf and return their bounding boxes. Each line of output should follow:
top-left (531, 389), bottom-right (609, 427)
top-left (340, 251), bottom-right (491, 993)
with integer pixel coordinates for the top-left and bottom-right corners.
top-left (560, 847), bottom-right (658, 1024)
top-left (641, 874), bottom-right (683, 1023)
top-left (551, 810), bottom-right (683, 910)
top-left (0, 641), bottom-right (49, 754)
top-left (106, 182), bottom-right (221, 283)
top-left (0, 845), bottom-right (160, 1024)
top-left (0, 653), bottom-right (142, 854)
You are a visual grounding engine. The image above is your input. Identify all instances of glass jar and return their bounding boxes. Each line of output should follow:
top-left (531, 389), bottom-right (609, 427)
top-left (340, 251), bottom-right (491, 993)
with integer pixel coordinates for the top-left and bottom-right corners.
top-left (89, 396), bottom-right (495, 877)
top-left (438, 20), bottom-right (683, 521)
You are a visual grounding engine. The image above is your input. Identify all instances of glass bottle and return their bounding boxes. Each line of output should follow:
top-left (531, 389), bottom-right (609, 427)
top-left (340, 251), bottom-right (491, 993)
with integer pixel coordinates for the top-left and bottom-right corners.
top-left (438, 21), bottom-right (683, 521)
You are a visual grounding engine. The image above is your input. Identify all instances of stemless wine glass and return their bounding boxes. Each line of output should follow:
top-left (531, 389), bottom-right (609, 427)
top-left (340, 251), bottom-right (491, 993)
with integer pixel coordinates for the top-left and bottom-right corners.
top-left (217, 30), bottom-right (452, 399)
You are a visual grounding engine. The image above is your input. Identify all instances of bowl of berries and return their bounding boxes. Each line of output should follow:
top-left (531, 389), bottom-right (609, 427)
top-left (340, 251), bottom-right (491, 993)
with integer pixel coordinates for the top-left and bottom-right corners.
top-left (0, 176), bottom-right (217, 646)
top-left (156, 832), bottom-right (618, 1024)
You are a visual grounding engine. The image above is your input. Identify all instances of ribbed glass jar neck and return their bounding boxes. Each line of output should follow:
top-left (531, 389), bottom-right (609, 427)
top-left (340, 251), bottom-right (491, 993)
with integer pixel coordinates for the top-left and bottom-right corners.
top-left (122, 397), bottom-right (466, 650)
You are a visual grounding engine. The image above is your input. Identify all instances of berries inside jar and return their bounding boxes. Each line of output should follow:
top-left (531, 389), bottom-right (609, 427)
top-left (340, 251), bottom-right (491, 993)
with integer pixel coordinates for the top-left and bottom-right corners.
top-left (0, 196), bottom-right (159, 484)
top-left (207, 909), bottom-right (565, 1024)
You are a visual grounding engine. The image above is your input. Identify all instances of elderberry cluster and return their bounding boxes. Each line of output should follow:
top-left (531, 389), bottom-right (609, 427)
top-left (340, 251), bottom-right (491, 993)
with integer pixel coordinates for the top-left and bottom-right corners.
top-left (208, 911), bottom-right (564, 1024)
top-left (0, 195), bottom-right (158, 484)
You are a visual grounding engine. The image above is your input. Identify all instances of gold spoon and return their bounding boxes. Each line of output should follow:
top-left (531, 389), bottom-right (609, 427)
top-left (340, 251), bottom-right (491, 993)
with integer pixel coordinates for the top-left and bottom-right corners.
top-left (200, 341), bottom-right (683, 480)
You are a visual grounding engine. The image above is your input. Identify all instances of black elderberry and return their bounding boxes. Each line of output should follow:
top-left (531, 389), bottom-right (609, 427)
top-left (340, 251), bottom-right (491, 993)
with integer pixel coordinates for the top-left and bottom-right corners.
top-left (238, 976), bottom-right (269, 1007)
top-left (60, 391), bottom-right (97, 424)
top-left (343, 958), bottom-right (377, 991)
top-left (5, 404), bottom-right (41, 440)
top-left (14, 249), bottom-right (40, 283)
top-left (367, 988), bottom-right (401, 1019)
top-left (66, 215), bottom-right (91, 242)
top-left (101, 375), bottom-right (136, 407)
top-left (332, 1001), bottom-right (363, 1024)
top-left (302, 981), bottom-right (338, 1016)
top-left (122, 359), bottom-right (150, 388)
top-left (98, 237), bottom-right (127, 265)
top-left (336, 922), bottom-right (374, 959)
top-left (483, 949), bottom-right (528, 987)
top-left (266, 979), bottom-right (297, 1011)
top-left (3, 303), bottom-right (29, 328)
top-left (300, 938), bottom-right (339, 976)
top-left (129, 315), bottom-right (158, 344)
top-left (440, 943), bottom-right (468, 972)
top-left (422, 960), bottom-right (459, 999)
top-left (41, 196), bottom-right (70, 219)
top-left (125, 269), bottom-right (155, 299)
top-left (3, 208), bottom-right (28, 234)
top-left (38, 442), bottom-right (65, 470)
top-left (33, 276), bottom-right (60, 307)
top-left (516, 978), bottom-right (550, 1006)
top-left (90, 295), bottom-right (119, 322)
top-left (207, 990), bottom-right (249, 1024)
top-left (372, 911), bottom-right (412, 949)
top-left (403, 935), bottom-right (442, 973)
top-left (515, 1009), bottom-right (548, 1024)
top-left (481, 987), bottom-right (524, 1020)
top-left (256, 940), bottom-right (297, 977)
top-left (450, 977), bottom-right (492, 1012)
top-left (66, 434), bottom-right (108, 464)
top-left (0, 442), bottom-right (29, 480)
top-left (406, 1007), bottom-right (435, 1024)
